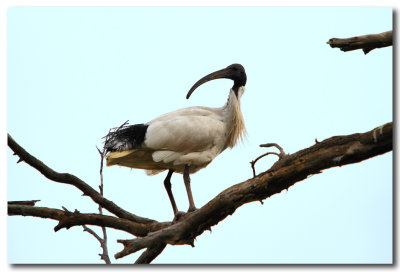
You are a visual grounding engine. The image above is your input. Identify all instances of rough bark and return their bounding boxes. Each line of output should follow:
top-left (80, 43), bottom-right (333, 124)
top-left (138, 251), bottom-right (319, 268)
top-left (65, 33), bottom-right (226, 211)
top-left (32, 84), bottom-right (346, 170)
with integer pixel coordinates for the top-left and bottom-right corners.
top-left (327, 30), bottom-right (392, 54)
top-left (115, 122), bottom-right (392, 259)
top-left (8, 205), bottom-right (170, 236)
top-left (8, 122), bottom-right (392, 263)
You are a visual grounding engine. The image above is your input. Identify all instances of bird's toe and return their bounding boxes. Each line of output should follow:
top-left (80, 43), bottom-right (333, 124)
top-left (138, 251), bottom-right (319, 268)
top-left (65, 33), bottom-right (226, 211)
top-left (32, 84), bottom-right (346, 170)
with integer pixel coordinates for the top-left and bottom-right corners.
top-left (187, 207), bottom-right (198, 213)
top-left (173, 211), bottom-right (187, 222)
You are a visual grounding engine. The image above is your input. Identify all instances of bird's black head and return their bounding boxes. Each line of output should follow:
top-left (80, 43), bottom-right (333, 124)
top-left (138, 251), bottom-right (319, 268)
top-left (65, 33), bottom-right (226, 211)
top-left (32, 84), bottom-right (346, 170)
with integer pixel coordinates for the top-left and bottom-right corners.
top-left (186, 63), bottom-right (247, 99)
top-left (225, 64), bottom-right (247, 91)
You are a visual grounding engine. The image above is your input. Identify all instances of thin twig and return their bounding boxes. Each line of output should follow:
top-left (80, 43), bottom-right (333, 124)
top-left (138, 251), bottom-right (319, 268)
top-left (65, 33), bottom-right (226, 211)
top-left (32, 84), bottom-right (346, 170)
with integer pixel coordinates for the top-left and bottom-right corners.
top-left (83, 225), bottom-right (103, 243)
top-left (259, 143), bottom-right (286, 158)
top-left (81, 146), bottom-right (111, 264)
top-left (250, 152), bottom-right (280, 177)
top-left (97, 145), bottom-right (111, 264)
top-left (250, 143), bottom-right (286, 177)
top-left (82, 225), bottom-right (111, 264)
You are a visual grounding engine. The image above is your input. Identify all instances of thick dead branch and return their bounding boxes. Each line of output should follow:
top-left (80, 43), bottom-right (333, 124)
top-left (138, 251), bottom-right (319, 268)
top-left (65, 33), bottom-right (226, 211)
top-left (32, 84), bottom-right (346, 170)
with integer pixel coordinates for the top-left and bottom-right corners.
top-left (327, 30), bottom-right (392, 54)
top-left (8, 204), bottom-right (170, 236)
top-left (8, 200), bottom-right (40, 206)
top-left (8, 122), bottom-right (392, 263)
top-left (7, 134), bottom-right (155, 225)
top-left (115, 122), bottom-right (392, 259)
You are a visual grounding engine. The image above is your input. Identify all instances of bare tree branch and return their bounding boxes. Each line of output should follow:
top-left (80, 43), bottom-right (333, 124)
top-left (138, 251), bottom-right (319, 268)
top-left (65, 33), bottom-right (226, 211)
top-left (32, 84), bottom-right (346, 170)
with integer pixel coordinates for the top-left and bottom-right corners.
top-left (250, 143), bottom-right (286, 177)
top-left (327, 30), bottom-right (392, 54)
top-left (8, 200), bottom-right (40, 206)
top-left (8, 133), bottom-right (156, 225)
top-left (114, 122), bottom-right (392, 260)
top-left (83, 225), bottom-right (103, 243)
top-left (80, 146), bottom-right (111, 264)
top-left (134, 243), bottom-right (167, 264)
top-left (7, 204), bottom-right (169, 236)
top-left (8, 204), bottom-right (168, 263)
top-left (8, 122), bottom-right (392, 263)
top-left (82, 225), bottom-right (111, 264)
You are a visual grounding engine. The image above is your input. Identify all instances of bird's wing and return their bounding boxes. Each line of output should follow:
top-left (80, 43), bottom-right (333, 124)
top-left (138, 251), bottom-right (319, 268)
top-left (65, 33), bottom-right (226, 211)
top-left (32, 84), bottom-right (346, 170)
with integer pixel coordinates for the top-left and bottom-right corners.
top-left (105, 107), bottom-right (227, 172)
top-left (144, 108), bottom-right (226, 154)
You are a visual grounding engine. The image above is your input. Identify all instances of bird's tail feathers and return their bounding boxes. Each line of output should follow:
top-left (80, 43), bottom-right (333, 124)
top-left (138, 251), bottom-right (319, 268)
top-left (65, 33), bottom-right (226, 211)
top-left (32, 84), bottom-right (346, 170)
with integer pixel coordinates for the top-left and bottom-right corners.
top-left (103, 121), bottom-right (148, 153)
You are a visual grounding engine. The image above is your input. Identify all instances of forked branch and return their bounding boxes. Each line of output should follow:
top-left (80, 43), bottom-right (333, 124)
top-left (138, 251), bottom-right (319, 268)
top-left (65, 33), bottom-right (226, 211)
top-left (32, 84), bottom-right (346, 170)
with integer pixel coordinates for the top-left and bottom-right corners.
top-left (250, 143), bottom-right (286, 177)
top-left (115, 122), bottom-right (392, 259)
top-left (7, 204), bottom-right (168, 236)
top-left (8, 122), bottom-right (392, 263)
top-left (7, 134), bottom-right (156, 225)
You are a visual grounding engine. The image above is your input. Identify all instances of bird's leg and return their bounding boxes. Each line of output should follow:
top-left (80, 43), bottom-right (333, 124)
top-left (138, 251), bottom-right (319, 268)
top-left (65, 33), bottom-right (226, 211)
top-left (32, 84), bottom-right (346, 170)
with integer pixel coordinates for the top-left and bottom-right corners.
top-left (163, 169), bottom-right (179, 216)
top-left (183, 165), bottom-right (197, 212)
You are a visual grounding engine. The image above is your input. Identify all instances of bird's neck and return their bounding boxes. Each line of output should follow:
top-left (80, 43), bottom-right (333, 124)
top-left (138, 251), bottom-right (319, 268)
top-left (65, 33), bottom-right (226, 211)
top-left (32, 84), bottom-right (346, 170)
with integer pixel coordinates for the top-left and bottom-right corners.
top-left (222, 87), bottom-right (247, 149)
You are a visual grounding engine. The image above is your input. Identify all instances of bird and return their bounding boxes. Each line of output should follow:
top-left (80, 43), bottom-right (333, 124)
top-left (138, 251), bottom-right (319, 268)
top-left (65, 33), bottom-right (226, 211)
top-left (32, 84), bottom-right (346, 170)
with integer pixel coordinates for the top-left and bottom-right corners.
top-left (104, 63), bottom-right (247, 218)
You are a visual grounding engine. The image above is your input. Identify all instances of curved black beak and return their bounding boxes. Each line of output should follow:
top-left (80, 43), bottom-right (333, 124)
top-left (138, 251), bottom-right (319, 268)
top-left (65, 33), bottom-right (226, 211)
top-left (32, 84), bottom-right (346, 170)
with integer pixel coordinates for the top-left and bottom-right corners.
top-left (186, 64), bottom-right (247, 99)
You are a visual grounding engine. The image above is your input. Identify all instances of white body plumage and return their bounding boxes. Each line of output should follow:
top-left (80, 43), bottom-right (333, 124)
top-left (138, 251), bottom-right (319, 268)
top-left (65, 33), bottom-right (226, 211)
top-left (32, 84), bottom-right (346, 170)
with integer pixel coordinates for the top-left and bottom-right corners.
top-left (106, 87), bottom-right (246, 175)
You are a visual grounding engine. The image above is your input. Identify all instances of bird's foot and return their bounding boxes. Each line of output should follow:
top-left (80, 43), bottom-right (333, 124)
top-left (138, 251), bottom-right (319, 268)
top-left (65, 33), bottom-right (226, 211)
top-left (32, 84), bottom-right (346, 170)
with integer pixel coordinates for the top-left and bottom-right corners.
top-left (173, 211), bottom-right (187, 222)
top-left (187, 206), bottom-right (198, 213)
top-left (172, 208), bottom-right (198, 222)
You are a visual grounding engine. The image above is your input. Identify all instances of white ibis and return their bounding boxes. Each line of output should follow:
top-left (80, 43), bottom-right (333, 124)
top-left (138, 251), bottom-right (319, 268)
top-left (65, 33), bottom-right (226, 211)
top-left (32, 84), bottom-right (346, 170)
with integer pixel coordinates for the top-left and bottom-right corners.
top-left (104, 64), bottom-right (247, 217)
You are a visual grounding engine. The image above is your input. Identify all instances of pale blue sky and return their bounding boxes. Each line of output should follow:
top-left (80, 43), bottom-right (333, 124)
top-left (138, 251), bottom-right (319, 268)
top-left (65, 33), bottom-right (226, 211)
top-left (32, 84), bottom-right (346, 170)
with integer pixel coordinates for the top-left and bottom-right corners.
top-left (7, 7), bottom-right (392, 264)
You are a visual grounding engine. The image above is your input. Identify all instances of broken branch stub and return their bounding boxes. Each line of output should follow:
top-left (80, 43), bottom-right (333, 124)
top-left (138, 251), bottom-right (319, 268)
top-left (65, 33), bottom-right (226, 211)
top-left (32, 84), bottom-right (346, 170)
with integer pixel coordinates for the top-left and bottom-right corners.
top-left (327, 30), bottom-right (392, 54)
